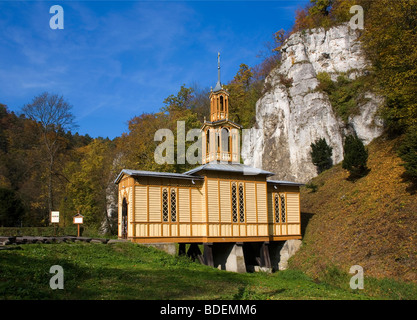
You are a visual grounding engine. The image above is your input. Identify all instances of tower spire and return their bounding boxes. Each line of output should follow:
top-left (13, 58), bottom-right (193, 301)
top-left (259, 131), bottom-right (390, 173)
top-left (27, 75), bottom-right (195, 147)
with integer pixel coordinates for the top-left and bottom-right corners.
top-left (218, 52), bottom-right (221, 84)
top-left (213, 52), bottom-right (222, 92)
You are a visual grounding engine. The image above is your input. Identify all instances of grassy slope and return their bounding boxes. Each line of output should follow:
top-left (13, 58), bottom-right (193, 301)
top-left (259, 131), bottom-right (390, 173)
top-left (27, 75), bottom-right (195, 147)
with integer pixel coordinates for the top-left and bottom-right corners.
top-left (290, 135), bottom-right (417, 286)
top-left (2, 241), bottom-right (415, 300)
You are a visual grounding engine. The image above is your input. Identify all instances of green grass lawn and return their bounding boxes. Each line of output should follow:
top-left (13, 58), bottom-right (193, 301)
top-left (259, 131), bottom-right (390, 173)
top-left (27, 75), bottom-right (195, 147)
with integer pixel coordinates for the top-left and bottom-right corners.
top-left (1, 242), bottom-right (415, 300)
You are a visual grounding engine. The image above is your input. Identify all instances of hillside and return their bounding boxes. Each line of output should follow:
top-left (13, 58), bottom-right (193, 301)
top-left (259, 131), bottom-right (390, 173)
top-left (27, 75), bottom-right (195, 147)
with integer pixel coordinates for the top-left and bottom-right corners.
top-left (290, 135), bottom-right (417, 284)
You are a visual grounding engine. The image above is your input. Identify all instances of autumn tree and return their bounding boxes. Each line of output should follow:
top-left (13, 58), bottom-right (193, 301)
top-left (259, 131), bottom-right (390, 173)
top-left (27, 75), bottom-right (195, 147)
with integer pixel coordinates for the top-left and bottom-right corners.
top-left (119, 85), bottom-right (202, 175)
top-left (22, 92), bottom-right (76, 221)
top-left (62, 138), bottom-right (117, 231)
top-left (359, 0), bottom-right (417, 132)
top-left (225, 64), bottom-right (261, 129)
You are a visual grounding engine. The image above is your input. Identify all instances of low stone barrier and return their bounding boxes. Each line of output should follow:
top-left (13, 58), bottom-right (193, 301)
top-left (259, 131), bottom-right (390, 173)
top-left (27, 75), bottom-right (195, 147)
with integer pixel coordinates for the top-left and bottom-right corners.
top-left (0, 235), bottom-right (116, 246)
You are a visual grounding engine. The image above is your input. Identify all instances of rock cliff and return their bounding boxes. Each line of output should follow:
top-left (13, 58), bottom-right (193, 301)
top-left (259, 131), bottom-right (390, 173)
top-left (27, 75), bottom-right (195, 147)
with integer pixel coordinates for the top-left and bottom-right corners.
top-left (242, 23), bottom-right (384, 183)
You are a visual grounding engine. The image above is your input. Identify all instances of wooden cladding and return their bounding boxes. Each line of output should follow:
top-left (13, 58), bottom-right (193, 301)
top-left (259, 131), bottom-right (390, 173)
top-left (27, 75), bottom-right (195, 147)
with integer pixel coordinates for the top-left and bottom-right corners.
top-left (118, 175), bottom-right (301, 241)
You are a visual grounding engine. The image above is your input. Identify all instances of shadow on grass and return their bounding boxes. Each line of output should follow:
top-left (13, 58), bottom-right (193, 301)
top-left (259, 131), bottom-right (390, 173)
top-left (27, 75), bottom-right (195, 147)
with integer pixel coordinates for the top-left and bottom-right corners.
top-left (0, 245), bottom-right (245, 300)
top-left (300, 212), bottom-right (315, 237)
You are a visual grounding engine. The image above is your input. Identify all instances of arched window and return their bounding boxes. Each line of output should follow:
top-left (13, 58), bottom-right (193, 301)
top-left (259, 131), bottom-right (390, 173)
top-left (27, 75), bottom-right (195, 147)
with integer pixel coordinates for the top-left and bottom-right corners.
top-left (231, 182), bottom-right (237, 223)
top-left (239, 183), bottom-right (245, 223)
top-left (280, 194), bottom-right (286, 223)
top-left (274, 193), bottom-right (280, 223)
top-left (221, 128), bottom-right (230, 153)
top-left (217, 131), bottom-right (220, 153)
top-left (162, 188), bottom-right (169, 222)
top-left (206, 130), bottom-right (210, 155)
top-left (170, 188), bottom-right (177, 222)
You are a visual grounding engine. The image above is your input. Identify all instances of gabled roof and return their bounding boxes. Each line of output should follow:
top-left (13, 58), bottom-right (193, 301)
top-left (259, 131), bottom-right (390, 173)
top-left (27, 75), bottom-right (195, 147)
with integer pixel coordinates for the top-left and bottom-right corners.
top-left (114, 169), bottom-right (204, 184)
top-left (184, 162), bottom-right (275, 177)
top-left (201, 118), bottom-right (242, 130)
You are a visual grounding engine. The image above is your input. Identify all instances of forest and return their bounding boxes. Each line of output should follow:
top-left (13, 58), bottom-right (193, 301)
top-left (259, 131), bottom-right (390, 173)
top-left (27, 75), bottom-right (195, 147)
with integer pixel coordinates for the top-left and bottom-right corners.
top-left (1, 0), bottom-right (416, 235)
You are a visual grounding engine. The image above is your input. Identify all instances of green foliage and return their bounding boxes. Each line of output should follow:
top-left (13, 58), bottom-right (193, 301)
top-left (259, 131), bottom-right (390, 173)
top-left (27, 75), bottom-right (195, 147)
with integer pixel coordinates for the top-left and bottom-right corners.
top-left (62, 139), bottom-right (117, 229)
top-left (316, 72), bottom-right (365, 123)
top-left (309, 0), bottom-right (333, 16)
top-left (0, 188), bottom-right (25, 227)
top-left (310, 137), bottom-right (333, 173)
top-left (120, 85), bottom-right (202, 174)
top-left (398, 126), bottom-right (417, 180)
top-left (342, 135), bottom-right (369, 178)
top-left (225, 64), bottom-right (263, 129)
top-left (305, 182), bottom-right (319, 193)
top-left (360, 0), bottom-right (417, 132)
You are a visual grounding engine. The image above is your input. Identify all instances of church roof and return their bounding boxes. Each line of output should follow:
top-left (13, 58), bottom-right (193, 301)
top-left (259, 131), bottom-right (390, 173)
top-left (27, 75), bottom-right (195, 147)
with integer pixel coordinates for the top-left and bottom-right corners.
top-left (114, 169), bottom-right (204, 184)
top-left (184, 162), bottom-right (275, 177)
top-left (213, 80), bottom-right (222, 92)
top-left (267, 180), bottom-right (305, 187)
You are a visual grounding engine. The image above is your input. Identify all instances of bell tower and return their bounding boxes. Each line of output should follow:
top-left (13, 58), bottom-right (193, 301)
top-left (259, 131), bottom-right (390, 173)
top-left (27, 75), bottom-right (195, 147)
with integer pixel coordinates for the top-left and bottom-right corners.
top-left (209, 52), bottom-right (229, 122)
top-left (202, 53), bottom-right (242, 165)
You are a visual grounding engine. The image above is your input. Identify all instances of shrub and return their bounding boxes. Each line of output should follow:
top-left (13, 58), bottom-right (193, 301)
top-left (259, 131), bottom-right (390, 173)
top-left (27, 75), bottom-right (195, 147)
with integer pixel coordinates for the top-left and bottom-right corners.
top-left (310, 138), bottom-right (333, 173)
top-left (342, 135), bottom-right (369, 178)
top-left (398, 127), bottom-right (417, 181)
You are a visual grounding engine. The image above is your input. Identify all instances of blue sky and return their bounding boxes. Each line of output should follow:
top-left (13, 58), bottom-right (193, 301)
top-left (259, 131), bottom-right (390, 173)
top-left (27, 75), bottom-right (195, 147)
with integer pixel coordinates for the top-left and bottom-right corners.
top-left (0, 0), bottom-right (310, 139)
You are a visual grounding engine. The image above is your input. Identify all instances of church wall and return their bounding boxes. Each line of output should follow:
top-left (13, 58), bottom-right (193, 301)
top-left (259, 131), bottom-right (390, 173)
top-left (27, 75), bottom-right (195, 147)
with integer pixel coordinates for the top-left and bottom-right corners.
top-left (267, 184), bottom-right (301, 238)
top-left (118, 173), bottom-right (302, 242)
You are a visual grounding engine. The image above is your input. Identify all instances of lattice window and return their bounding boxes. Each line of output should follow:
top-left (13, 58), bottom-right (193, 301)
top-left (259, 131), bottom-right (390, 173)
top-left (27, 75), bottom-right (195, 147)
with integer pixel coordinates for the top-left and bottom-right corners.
top-left (274, 193), bottom-right (280, 223)
top-left (162, 188), bottom-right (169, 222)
top-left (231, 182), bottom-right (237, 223)
top-left (238, 183), bottom-right (245, 223)
top-left (170, 188), bottom-right (177, 222)
top-left (280, 194), bottom-right (286, 223)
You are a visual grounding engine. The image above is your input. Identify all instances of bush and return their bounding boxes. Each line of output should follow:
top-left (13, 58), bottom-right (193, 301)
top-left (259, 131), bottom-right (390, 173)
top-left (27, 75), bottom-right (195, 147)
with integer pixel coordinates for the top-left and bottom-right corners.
top-left (342, 135), bottom-right (369, 179)
top-left (310, 138), bottom-right (333, 173)
top-left (398, 127), bottom-right (417, 181)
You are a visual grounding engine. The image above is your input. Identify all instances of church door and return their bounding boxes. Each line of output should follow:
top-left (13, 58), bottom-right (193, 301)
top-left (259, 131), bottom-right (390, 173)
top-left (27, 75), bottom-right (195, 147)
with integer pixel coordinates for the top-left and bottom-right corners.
top-left (121, 198), bottom-right (128, 239)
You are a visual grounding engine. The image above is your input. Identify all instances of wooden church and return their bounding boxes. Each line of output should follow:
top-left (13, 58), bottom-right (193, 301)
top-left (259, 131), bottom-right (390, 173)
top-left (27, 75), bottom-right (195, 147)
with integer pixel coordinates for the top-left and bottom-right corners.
top-left (115, 56), bottom-right (303, 271)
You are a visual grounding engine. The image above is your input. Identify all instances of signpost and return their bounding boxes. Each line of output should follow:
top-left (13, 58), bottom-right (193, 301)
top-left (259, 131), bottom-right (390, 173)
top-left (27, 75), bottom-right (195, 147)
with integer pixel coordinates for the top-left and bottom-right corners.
top-left (73, 212), bottom-right (84, 237)
top-left (50, 211), bottom-right (59, 236)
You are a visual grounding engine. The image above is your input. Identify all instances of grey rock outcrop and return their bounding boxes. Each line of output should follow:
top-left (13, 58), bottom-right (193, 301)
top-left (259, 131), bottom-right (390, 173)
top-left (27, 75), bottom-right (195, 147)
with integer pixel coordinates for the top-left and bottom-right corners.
top-left (242, 24), bottom-right (384, 183)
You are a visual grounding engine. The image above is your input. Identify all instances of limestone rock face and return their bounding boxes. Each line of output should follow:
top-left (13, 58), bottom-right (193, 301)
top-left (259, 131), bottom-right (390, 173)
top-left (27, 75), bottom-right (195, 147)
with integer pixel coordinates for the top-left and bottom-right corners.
top-left (242, 24), bottom-right (384, 183)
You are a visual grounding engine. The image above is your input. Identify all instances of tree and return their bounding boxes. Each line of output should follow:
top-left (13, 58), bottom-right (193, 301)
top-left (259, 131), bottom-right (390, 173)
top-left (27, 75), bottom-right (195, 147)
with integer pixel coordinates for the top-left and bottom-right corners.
top-left (0, 188), bottom-right (25, 227)
top-left (310, 138), bottom-right (333, 173)
top-left (342, 135), bottom-right (369, 178)
top-left (398, 126), bottom-right (417, 181)
top-left (309, 0), bottom-right (334, 16)
top-left (22, 92), bottom-right (76, 220)
top-left (225, 64), bottom-right (261, 128)
top-left (359, 0), bottom-right (417, 132)
top-left (62, 139), bottom-right (117, 230)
